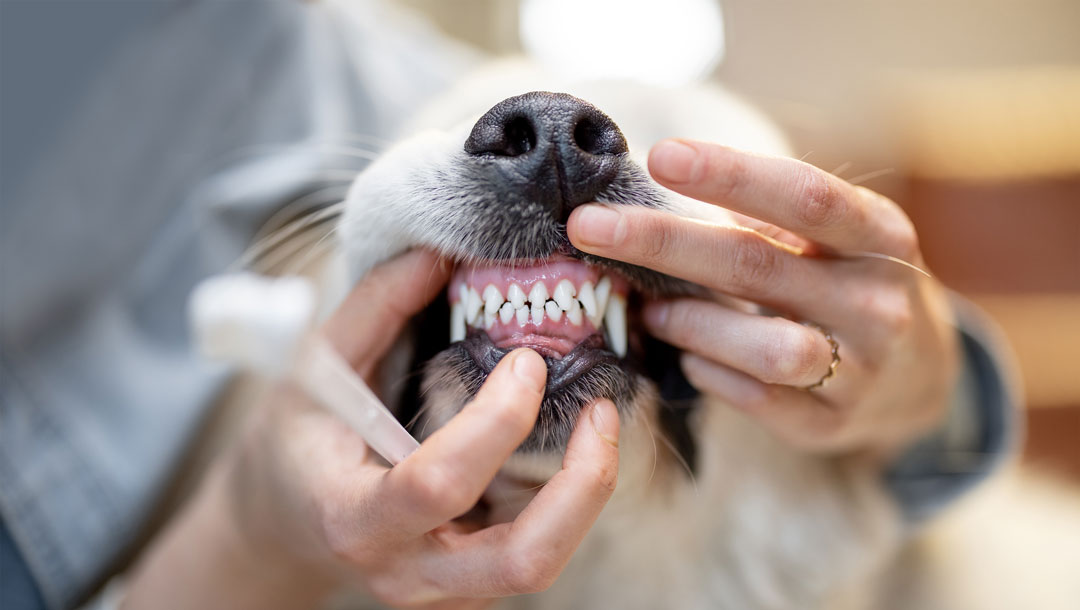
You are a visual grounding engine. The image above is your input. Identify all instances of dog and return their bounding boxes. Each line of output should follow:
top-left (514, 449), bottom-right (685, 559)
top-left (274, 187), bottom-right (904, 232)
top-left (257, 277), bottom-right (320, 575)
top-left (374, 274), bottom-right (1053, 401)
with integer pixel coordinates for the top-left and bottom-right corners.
top-left (267, 62), bottom-right (1080, 609)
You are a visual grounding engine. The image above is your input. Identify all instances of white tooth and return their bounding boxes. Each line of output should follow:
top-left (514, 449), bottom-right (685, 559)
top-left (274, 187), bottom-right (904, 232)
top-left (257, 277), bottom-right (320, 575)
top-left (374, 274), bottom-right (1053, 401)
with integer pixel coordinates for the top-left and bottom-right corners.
top-left (528, 281), bottom-right (549, 306)
top-left (531, 304), bottom-right (544, 325)
top-left (566, 299), bottom-right (583, 326)
top-left (578, 281), bottom-right (599, 326)
top-left (553, 278), bottom-right (576, 310)
top-left (545, 300), bottom-right (563, 322)
top-left (595, 277), bottom-right (612, 320)
top-left (604, 294), bottom-right (627, 357)
top-left (499, 302), bottom-right (515, 324)
top-left (507, 283), bottom-right (526, 308)
top-left (457, 282), bottom-right (469, 305)
top-left (483, 284), bottom-right (503, 316)
top-left (465, 287), bottom-right (483, 325)
top-left (450, 302), bottom-right (466, 342)
top-left (515, 305), bottom-right (529, 326)
top-left (484, 312), bottom-right (496, 329)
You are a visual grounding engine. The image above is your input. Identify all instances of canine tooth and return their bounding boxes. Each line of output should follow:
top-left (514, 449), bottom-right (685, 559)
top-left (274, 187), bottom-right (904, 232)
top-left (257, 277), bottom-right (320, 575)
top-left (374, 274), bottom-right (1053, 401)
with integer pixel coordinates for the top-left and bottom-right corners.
top-left (578, 281), bottom-right (599, 325)
top-left (465, 287), bottom-right (483, 325)
top-left (450, 302), bottom-right (466, 342)
top-left (566, 299), bottom-right (583, 326)
top-left (484, 312), bottom-right (496, 329)
top-left (531, 304), bottom-right (544, 325)
top-left (528, 281), bottom-right (549, 305)
top-left (595, 277), bottom-right (612, 320)
top-left (604, 294), bottom-right (627, 357)
top-left (553, 279), bottom-right (576, 310)
top-left (545, 300), bottom-right (563, 322)
top-left (499, 302), bottom-right (515, 324)
top-left (507, 283), bottom-right (526, 308)
top-left (483, 284), bottom-right (503, 316)
top-left (457, 282), bottom-right (469, 305)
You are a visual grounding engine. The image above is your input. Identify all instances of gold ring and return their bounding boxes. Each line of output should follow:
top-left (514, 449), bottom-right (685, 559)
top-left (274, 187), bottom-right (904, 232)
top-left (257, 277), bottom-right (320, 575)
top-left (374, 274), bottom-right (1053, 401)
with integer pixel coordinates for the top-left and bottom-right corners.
top-left (800, 321), bottom-right (840, 390)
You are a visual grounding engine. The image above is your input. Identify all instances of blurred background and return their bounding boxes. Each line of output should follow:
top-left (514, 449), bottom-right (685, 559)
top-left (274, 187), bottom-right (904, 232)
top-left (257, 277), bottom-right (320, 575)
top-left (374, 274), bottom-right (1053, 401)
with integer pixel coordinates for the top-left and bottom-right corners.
top-left (394, 0), bottom-right (1080, 481)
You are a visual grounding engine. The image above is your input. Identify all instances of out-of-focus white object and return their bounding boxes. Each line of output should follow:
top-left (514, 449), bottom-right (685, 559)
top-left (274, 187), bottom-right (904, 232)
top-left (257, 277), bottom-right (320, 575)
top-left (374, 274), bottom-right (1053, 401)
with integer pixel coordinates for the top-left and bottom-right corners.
top-left (189, 273), bottom-right (420, 464)
top-left (519, 0), bottom-right (725, 87)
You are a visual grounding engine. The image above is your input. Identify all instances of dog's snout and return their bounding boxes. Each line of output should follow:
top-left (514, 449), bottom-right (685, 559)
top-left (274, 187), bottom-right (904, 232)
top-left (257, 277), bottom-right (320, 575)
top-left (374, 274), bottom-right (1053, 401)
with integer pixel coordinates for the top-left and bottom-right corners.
top-left (464, 91), bottom-right (628, 222)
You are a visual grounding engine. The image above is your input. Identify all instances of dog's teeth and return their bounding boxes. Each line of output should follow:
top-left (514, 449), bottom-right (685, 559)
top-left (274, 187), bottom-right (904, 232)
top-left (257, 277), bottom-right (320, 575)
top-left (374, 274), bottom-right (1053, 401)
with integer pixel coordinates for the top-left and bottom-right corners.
top-left (595, 277), bottom-right (612, 320)
top-left (499, 301), bottom-right (515, 324)
top-left (483, 284), bottom-right (503, 316)
top-left (528, 281), bottom-right (549, 306)
top-left (508, 283), bottom-right (526, 309)
top-left (604, 294), bottom-right (627, 357)
top-left (566, 299), bottom-right (583, 326)
top-left (578, 281), bottom-right (599, 326)
top-left (457, 282), bottom-right (469, 305)
top-left (531, 303), bottom-right (545, 325)
top-left (515, 305), bottom-right (529, 326)
top-left (465, 287), bottom-right (483, 325)
top-left (484, 312), bottom-right (496, 330)
top-left (553, 279), bottom-right (576, 311)
top-left (450, 302), bottom-right (466, 342)
top-left (544, 300), bottom-right (563, 322)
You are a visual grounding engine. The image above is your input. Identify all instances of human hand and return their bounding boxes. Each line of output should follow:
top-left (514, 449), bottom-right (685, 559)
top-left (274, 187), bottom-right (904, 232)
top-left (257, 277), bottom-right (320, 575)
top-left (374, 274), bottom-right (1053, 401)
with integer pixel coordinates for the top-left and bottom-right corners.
top-left (226, 250), bottom-right (621, 608)
top-left (566, 140), bottom-right (959, 459)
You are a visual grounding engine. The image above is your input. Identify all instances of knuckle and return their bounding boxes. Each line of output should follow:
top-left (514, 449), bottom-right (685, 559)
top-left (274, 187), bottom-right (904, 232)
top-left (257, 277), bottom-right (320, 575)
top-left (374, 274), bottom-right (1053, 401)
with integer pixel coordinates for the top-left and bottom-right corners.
top-left (761, 326), bottom-right (820, 384)
top-left (867, 287), bottom-right (914, 336)
top-left (636, 214), bottom-right (681, 262)
top-left (404, 464), bottom-right (475, 517)
top-left (726, 230), bottom-right (781, 292)
top-left (703, 147), bottom-right (748, 200)
top-left (793, 166), bottom-right (844, 229)
top-left (501, 549), bottom-right (559, 594)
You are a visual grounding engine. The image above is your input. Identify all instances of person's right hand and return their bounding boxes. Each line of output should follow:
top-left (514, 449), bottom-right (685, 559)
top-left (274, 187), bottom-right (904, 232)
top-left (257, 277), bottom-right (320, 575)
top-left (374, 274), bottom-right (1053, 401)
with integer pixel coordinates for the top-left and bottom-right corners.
top-left (226, 250), bottom-right (622, 609)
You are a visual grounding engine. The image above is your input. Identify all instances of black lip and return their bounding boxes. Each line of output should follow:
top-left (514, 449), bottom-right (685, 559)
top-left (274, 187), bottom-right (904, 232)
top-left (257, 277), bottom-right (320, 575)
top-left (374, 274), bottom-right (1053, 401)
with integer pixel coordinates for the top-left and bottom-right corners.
top-left (460, 331), bottom-right (619, 393)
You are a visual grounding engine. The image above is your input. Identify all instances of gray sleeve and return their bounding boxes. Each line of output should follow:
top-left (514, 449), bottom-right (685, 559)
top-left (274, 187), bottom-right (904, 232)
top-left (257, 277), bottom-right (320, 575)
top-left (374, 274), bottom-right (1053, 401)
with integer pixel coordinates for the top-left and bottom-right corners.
top-left (883, 298), bottom-right (1021, 525)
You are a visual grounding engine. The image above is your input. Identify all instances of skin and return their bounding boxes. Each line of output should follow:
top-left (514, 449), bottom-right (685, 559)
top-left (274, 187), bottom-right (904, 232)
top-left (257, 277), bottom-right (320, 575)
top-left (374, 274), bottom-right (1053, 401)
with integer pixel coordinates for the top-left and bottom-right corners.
top-left (122, 250), bottom-right (621, 609)
top-left (568, 139), bottom-right (959, 459)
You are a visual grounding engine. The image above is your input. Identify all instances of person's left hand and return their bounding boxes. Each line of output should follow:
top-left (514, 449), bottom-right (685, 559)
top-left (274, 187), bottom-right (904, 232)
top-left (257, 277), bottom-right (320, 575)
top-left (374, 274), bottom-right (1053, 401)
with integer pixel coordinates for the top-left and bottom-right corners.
top-left (567, 139), bottom-right (960, 459)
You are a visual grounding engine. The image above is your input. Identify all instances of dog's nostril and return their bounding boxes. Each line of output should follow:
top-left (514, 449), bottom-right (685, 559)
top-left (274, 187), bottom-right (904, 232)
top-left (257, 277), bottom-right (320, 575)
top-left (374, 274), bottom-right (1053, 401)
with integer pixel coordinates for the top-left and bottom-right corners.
top-left (573, 117), bottom-right (622, 156)
top-left (504, 116), bottom-right (537, 156)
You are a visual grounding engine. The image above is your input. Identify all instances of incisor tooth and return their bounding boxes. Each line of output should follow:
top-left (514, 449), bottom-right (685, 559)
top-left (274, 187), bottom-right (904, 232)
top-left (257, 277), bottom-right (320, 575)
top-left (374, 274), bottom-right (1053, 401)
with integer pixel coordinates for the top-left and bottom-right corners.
top-left (515, 305), bottom-right (529, 326)
top-left (531, 304), bottom-right (544, 325)
top-left (604, 294), bottom-right (627, 357)
top-left (578, 281), bottom-right (598, 325)
top-left (528, 281), bottom-right (549, 306)
top-left (484, 312), bottom-right (496, 329)
top-left (483, 284), bottom-right (503, 316)
top-left (595, 277), bottom-right (612, 319)
top-left (450, 302), bottom-right (466, 342)
top-left (545, 300), bottom-right (563, 322)
top-left (465, 287), bottom-right (483, 325)
top-left (566, 299), bottom-right (583, 325)
top-left (553, 279), bottom-right (576, 310)
top-left (499, 302), bottom-right (515, 324)
top-left (507, 283), bottom-right (526, 308)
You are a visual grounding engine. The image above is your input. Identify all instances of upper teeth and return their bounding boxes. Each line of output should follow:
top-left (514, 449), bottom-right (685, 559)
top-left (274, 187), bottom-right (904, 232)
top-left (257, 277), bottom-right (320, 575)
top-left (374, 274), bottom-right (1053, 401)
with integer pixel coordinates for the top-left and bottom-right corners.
top-left (449, 277), bottom-right (628, 357)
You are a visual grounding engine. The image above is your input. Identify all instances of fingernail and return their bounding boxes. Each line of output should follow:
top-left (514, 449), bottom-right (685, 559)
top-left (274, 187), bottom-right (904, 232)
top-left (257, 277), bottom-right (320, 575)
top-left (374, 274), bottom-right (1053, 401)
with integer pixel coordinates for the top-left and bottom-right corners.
top-left (590, 400), bottom-right (620, 447)
top-left (511, 348), bottom-right (547, 393)
top-left (650, 140), bottom-right (697, 184)
top-left (572, 205), bottom-right (624, 248)
top-left (643, 301), bottom-right (671, 330)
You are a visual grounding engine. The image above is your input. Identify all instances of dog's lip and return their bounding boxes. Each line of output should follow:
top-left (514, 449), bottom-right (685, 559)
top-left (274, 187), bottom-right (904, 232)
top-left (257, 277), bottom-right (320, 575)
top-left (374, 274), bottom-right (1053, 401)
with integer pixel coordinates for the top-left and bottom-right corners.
top-left (461, 331), bottom-right (617, 394)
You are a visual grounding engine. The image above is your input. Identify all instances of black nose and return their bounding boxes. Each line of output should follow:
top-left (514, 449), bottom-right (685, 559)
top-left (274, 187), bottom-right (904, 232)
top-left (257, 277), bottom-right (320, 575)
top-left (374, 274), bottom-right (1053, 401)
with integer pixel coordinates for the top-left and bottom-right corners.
top-left (464, 92), bottom-right (628, 222)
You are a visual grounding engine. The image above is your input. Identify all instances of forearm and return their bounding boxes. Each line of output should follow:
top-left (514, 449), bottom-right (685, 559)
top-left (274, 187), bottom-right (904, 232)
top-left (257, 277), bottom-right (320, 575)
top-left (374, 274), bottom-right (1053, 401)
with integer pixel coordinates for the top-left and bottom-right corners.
top-left (121, 464), bottom-right (335, 610)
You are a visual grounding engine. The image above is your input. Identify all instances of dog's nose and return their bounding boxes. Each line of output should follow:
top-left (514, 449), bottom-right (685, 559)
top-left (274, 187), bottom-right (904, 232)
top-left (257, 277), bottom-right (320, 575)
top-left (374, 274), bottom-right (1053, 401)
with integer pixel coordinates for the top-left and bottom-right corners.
top-left (464, 92), bottom-right (628, 222)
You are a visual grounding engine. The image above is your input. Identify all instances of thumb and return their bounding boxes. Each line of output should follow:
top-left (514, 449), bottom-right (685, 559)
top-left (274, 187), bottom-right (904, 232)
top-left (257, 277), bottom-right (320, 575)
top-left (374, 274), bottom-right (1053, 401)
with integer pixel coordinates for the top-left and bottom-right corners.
top-left (321, 249), bottom-right (450, 378)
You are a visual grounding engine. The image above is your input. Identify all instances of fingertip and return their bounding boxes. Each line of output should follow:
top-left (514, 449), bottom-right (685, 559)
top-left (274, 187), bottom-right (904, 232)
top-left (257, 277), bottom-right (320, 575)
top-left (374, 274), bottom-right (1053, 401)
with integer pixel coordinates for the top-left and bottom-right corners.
top-left (507, 348), bottom-right (547, 394)
top-left (566, 204), bottom-right (624, 250)
top-left (589, 399), bottom-right (620, 448)
top-left (648, 139), bottom-right (699, 185)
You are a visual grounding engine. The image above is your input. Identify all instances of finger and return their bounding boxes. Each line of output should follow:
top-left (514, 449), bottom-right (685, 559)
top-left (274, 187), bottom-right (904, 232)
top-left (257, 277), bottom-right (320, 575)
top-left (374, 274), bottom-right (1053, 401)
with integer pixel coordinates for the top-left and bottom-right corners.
top-left (322, 248), bottom-right (451, 377)
top-left (376, 349), bottom-right (547, 536)
top-left (679, 353), bottom-right (852, 452)
top-left (417, 399), bottom-right (620, 598)
top-left (644, 299), bottom-right (834, 388)
top-left (647, 139), bottom-right (919, 260)
top-left (569, 203), bottom-right (844, 320)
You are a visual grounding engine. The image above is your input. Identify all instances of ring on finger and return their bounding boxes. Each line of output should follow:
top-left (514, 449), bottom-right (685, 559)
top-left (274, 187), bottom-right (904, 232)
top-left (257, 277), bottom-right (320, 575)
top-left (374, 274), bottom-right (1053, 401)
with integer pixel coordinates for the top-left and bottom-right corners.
top-left (800, 321), bottom-right (840, 390)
